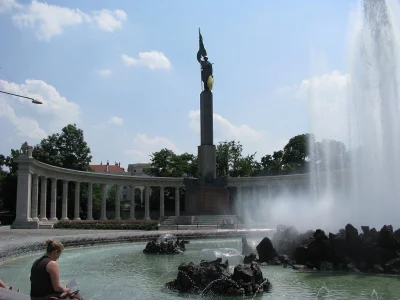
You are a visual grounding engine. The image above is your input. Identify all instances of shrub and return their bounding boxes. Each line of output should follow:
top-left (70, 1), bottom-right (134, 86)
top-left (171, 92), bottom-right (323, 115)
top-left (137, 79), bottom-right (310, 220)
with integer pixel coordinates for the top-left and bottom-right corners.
top-left (53, 220), bottom-right (159, 230)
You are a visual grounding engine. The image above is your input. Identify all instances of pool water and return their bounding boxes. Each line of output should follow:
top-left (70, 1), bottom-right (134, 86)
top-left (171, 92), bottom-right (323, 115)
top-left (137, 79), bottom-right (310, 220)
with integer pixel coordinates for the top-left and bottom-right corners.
top-left (1, 238), bottom-right (400, 299)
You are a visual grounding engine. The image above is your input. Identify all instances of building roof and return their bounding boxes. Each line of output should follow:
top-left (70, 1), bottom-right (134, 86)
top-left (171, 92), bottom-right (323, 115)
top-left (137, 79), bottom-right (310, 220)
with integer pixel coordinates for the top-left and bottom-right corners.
top-left (90, 164), bottom-right (126, 173)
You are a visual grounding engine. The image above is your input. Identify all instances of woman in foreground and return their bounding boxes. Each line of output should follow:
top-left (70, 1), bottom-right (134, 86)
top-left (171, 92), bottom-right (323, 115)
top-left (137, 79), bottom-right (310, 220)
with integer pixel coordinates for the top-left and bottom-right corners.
top-left (30, 240), bottom-right (84, 300)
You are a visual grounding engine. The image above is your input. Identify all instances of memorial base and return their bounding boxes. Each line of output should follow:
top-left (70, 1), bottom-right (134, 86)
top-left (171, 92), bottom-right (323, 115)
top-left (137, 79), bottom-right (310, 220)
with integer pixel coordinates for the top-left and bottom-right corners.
top-left (185, 185), bottom-right (230, 214)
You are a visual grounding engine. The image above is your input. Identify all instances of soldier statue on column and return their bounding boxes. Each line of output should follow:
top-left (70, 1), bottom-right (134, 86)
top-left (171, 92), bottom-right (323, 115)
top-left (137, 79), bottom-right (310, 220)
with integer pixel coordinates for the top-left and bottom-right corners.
top-left (197, 28), bottom-right (214, 92)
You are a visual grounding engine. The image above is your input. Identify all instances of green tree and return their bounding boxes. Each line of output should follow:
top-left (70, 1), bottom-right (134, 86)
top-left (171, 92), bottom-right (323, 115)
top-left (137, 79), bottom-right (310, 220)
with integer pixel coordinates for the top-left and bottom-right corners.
top-left (33, 124), bottom-right (92, 171)
top-left (260, 150), bottom-right (285, 175)
top-left (0, 149), bottom-right (19, 212)
top-left (145, 149), bottom-right (198, 178)
top-left (282, 134), bottom-right (312, 173)
top-left (32, 124), bottom-right (92, 219)
top-left (216, 140), bottom-right (249, 177)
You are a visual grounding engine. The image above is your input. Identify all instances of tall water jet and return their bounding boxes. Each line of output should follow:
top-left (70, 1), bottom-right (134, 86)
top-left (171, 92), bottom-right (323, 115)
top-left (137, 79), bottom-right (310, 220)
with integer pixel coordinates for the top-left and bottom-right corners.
top-left (311, 0), bottom-right (400, 228)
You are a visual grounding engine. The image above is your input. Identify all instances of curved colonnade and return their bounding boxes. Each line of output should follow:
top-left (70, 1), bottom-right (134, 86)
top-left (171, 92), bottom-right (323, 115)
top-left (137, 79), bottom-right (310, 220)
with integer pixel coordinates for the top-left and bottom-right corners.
top-left (12, 144), bottom-right (315, 229)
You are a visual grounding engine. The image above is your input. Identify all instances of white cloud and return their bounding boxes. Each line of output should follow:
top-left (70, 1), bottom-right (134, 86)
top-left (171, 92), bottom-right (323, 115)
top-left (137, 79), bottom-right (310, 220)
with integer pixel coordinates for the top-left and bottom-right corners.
top-left (92, 9), bottom-right (127, 32)
top-left (188, 110), bottom-right (286, 158)
top-left (2, 0), bottom-right (127, 41)
top-left (124, 133), bottom-right (179, 163)
top-left (0, 79), bottom-right (80, 140)
top-left (121, 51), bottom-right (172, 70)
top-left (98, 69), bottom-right (112, 77)
top-left (296, 70), bottom-right (350, 143)
top-left (108, 116), bottom-right (124, 125)
top-left (0, 100), bottom-right (46, 139)
top-left (0, 0), bottom-right (20, 12)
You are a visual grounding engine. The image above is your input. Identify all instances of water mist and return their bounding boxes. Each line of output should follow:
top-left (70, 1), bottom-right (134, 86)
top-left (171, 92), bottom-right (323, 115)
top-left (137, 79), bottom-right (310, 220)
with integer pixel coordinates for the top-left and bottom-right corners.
top-left (239, 0), bottom-right (400, 232)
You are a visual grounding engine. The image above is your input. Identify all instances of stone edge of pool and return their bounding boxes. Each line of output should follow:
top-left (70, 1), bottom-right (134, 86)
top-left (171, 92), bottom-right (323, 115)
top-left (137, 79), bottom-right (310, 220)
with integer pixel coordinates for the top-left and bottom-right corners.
top-left (0, 229), bottom-right (274, 263)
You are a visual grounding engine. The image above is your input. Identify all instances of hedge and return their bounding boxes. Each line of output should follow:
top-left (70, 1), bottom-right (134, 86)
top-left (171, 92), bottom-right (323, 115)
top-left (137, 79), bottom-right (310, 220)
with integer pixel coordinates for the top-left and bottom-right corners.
top-left (53, 220), bottom-right (159, 230)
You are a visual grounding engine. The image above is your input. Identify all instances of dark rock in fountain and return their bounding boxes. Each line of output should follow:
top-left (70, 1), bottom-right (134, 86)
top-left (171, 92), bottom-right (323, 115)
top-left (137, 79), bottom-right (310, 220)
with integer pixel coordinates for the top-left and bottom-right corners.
top-left (241, 236), bottom-right (292, 266)
top-left (272, 224), bottom-right (314, 258)
top-left (166, 258), bottom-right (271, 296)
top-left (256, 237), bottom-right (278, 264)
top-left (143, 236), bottom-right (188, 254)
top-left (268, 223), bottom-right (400, 275)
top-left (243, 253), bottom-right (257, 264)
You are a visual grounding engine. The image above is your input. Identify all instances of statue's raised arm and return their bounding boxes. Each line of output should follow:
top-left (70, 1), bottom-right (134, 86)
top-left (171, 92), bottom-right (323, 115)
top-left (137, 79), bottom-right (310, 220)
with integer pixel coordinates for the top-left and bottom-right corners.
top-left (197, 28), bottom-right (214, 91)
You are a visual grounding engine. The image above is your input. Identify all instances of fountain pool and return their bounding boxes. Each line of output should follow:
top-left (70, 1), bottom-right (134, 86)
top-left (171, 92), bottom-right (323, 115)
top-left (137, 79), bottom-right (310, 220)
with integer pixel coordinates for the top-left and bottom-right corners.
top-left (1, 238), bottom-right (399, 299)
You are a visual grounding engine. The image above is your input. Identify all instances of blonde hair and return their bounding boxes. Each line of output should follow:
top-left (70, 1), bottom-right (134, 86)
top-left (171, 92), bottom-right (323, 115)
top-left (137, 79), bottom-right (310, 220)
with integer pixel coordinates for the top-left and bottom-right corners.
top-left (45, 240), bottom-right (64, 254)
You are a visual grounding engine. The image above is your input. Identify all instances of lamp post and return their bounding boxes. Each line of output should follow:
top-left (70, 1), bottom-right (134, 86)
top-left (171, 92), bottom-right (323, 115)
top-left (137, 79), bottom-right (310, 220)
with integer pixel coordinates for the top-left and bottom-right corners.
top-left (0, 90), bottom-right (43, 104)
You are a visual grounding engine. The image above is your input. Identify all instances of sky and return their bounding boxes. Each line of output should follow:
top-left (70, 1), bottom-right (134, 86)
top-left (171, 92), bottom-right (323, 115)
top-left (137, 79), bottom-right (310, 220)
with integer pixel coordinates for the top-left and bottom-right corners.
top-left (0, 0), bottom-right (357, 169)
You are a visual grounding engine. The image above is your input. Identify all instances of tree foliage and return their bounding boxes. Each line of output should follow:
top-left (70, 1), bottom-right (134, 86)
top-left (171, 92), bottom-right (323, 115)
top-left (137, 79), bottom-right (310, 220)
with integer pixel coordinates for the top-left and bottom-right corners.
top-left (0, 124), bottom-right (93, 219)
top-left (33, 124), bottom-right (92, 171)
top-left (146, 134), bottom-right (348, 178)
top-left (145, 149), bottom-right (198, 177)
top-left (0, 149), bottom-right (19, 212)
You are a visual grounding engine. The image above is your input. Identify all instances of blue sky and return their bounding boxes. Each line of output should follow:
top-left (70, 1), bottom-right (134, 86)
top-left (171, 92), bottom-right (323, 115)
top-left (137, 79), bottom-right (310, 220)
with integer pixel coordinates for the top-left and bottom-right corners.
top-left (0, 0), bottom-right (356, 168)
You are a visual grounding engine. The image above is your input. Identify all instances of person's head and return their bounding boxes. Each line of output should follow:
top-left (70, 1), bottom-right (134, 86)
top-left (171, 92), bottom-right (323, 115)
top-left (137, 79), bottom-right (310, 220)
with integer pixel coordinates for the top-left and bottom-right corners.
top-left (45, 240), bottom-right (64, 261)
top-left (204, 55), bottom-right (208, 61)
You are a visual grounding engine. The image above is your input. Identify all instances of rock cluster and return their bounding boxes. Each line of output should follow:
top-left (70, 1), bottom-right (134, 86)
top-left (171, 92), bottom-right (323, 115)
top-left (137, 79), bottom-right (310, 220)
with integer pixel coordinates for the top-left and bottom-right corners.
top-left (166, 258), bottom-right (271, 296)
top-left (243, 224), bottom-right (400, 274)
top-left (143, 238), bottom-right (188, 254)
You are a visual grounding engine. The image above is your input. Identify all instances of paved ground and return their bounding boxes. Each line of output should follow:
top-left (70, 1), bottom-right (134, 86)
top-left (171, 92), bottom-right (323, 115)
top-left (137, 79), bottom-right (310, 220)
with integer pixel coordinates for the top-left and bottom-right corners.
top-left (0, 225), bottom-right (274, 262)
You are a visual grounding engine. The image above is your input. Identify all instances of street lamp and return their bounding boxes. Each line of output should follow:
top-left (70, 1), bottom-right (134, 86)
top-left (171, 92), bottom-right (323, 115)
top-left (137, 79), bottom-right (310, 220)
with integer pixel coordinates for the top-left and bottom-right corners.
top-left (0, 90), bottom-right (43, 104)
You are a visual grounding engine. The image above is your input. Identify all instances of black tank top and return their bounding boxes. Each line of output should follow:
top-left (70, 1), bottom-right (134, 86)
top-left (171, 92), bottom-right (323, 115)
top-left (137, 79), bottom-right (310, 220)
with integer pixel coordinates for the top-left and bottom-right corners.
top-left (30, 256), bottom-right (56, 297)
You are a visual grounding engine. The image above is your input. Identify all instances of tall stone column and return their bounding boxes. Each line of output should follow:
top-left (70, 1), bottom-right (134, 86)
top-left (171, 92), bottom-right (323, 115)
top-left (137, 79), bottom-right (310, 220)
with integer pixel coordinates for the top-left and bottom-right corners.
top-left (198, 91), bottom-right (216, 179)
top-left (50, 178), bottom-right (58, 221)
top-left (101, 184), bottom-right (107, 220)
top-left (31, 174), bottom-right (39, 221)
top-left (115, 184), bottom-right (121, 220)
top-left (74, 181), bottom-right (81, 220)
top-left (159, 186), bottom-right (165, 219)
top-left (130, 186), bottom-right (136, 220)
top-left (175, 186), bottom-right (180, 217)
top-left (40, 176), bottom-right (48, 221)
top-left (140, 187), bottom-right (143, 206)
top-left (144, 186), bottom-right (150, 220)
top-left (87, 182), bottom-right (93, 220)
top-left (62, 180), bottom-right (68, 220)
top-left (14, 166), bottom-right (32, 223)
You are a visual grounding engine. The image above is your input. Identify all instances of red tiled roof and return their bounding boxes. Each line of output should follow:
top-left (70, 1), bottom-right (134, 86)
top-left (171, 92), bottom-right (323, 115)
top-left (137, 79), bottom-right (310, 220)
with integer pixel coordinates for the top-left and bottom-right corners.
top-left (90, 165), bottom-right (125, 173)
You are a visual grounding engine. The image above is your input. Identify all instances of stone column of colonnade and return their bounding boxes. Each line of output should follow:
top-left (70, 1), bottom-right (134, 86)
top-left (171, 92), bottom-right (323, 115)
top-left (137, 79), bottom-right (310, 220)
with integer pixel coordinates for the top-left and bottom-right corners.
top-left (12, 144), bottom-right (187, 229)
top-left (15, 169), bottom-right (185, 226)
top-left (143, 185), bottom-right (181, 220)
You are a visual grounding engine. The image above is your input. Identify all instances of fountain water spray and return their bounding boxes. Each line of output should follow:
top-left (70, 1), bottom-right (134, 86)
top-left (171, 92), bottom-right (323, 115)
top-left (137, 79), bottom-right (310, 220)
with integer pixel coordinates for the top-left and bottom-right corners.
top-left (316, 285), bottom-right (331, 298)
top-left (308, 0), bottom-right (400, 229)
top-left (371, 289), bottom-right (379, 299)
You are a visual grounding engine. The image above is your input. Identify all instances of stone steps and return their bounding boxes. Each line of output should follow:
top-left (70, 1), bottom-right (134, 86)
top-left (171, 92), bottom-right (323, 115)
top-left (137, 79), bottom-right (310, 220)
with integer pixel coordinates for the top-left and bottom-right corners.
top-left (160, 215), bottom-right (238, 226)
top-left (194, 215), bottom-right (238, 225)
top-left (161, 216), bottom-right (179, 225)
